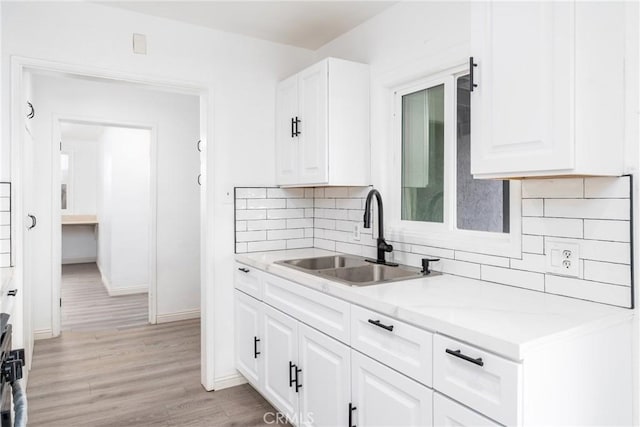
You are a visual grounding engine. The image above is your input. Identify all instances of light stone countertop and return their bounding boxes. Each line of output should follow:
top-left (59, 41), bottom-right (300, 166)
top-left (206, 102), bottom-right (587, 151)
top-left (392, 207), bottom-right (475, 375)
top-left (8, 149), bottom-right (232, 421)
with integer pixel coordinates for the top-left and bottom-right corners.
top-left (236, 248), bottom-right (633, 361)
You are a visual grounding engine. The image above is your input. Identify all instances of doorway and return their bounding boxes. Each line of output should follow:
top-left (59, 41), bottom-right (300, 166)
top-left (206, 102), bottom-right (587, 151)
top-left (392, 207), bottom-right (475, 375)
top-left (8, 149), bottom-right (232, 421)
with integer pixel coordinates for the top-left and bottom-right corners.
top-left (59, 122), bottom-right (152, 331)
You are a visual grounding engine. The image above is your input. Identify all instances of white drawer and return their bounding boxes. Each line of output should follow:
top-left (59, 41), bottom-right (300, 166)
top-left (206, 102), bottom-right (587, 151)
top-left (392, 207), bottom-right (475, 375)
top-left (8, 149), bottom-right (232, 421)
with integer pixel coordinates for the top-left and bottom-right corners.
top-left (433, 335), bottom-right (522, 426)
top-left (263, 272), bottom-right (350, 344)
top-left (433, 393), bottom-right (501, 427)
top-left (351, 304), bottom-right (433, 386)
top-left (234, 262), bottom-right (263, 299)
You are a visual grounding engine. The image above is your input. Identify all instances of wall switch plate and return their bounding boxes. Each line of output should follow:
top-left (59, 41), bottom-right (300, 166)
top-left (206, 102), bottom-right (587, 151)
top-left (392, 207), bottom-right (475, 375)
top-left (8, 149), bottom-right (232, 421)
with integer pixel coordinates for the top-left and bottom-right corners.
top-left (353, 223), bottom-right (361, 241)
top-left (546, 240), bottom-right (579, 277)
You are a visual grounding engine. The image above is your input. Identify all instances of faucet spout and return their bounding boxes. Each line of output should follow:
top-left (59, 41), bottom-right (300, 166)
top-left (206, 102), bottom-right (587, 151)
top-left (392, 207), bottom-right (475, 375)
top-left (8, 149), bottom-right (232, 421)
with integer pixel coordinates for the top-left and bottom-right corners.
top-left (363, 189), bottom-right (398, 266)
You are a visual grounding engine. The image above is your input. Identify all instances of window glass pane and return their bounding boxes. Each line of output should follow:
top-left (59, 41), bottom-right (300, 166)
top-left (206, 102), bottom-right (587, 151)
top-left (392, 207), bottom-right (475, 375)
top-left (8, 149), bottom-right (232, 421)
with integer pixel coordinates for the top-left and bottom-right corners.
top-left (401, 84), bottom-right (445, 223)
top-left (456, 75), bottom-right (509, 233)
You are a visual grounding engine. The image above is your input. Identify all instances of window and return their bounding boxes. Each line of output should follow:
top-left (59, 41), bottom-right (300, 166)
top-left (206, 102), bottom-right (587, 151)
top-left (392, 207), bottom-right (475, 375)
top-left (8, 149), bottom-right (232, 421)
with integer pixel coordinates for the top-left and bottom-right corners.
top-left (390, 66), bottom-right (520, 257)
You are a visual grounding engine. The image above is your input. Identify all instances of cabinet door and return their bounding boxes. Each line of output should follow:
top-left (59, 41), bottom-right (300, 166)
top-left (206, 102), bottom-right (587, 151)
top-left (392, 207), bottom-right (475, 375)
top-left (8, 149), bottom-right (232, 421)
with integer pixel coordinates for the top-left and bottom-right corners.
top-left (298, 323), bottom-right (350, 427)
top-left (433, 393), bottom-right (501, 427)
top-left (470, 1), bottom-right (573, 177)
top-left (276, 74), bottom-right (299, 185)
top-left (351, 351), bottom-right (433, 427)
top-left (263, 305), bottom-right (299, 420)
top-left (234, 290), bottom-right (263, 389)
top-left (297, 61), bottom-right (328, 185)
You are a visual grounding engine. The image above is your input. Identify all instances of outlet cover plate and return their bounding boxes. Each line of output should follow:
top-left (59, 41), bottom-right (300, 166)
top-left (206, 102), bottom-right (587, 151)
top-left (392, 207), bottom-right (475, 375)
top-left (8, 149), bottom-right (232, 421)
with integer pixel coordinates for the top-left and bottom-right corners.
top-left (546, 240), bottom-right (580, 277)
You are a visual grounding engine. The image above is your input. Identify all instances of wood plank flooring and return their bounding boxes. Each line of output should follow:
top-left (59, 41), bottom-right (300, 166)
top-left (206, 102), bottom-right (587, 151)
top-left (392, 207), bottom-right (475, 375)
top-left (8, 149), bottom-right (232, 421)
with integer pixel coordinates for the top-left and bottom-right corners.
top-left (28, 319), bottom-right (279, 426)
top-left (61, 263), bottom-right (148, 331)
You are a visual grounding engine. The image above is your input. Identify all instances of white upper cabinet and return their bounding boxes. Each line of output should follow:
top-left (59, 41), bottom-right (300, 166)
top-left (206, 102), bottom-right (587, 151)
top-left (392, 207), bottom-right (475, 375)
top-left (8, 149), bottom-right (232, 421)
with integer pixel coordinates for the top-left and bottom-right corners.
top-left (470, 1), bottom-right (627, 179)
top-left (276, 57), bottom-right (370, 186)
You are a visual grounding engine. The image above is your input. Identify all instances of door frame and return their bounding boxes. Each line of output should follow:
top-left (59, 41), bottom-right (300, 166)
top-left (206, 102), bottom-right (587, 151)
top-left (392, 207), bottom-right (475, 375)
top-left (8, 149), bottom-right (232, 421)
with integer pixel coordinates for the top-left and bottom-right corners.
top-left (53, 116), bottom-right (159, 331)
top-left (10, 56), bottom-right (215, 388)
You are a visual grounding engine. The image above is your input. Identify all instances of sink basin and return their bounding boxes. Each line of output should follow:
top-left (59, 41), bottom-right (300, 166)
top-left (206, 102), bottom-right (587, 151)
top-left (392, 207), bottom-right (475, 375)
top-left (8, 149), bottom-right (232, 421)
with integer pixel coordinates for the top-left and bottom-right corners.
top-left (318, 264), bottom-right (425, 286)
top-left (276, 255), bottom-right (437, 287)
top-left (278, 255), bottom-right (366, 271)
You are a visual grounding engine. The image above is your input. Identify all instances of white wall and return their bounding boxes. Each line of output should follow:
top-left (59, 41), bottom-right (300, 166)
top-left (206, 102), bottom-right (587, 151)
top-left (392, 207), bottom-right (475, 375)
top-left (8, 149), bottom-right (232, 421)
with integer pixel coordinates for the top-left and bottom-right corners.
top-left (29, 73), bottom-right (199, 331)
top-left (97, 126), bottom-right (150, 292)
top-left (1, 1), bottom-right (315, 389)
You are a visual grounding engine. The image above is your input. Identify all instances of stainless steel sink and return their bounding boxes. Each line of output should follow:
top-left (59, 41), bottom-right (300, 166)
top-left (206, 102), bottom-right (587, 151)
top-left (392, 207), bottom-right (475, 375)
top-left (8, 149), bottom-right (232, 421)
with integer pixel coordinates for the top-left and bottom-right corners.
top-left (276, 255), bottom-right (438, 287)
top-left (318, 264), bottom-right (424, 286)
top-left (278, 255), bottom-right (366, 271)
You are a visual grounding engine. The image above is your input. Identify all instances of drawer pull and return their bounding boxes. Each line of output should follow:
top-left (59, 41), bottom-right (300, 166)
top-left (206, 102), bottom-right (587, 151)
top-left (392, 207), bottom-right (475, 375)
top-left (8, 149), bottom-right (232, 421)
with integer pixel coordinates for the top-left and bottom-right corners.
top-left (368, 319), bottom-right (394, 332)
top-left (445, 348), bottom-right (484, 367)
top-left (348, 402), bottom-right (357, 427)
top-left (238, 267), bottom-right (250, 273)
top-left (295, 366), bottom-right (302, 392)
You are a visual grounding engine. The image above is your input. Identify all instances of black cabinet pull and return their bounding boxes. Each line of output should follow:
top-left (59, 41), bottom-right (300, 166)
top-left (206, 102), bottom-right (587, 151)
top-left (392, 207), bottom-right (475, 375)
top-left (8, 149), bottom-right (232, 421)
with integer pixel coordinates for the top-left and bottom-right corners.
top-left (197, 174), bottom-right (202, 186)
top-left (291, 118), bottom-right (295, 138)
top-left (469, 57), bottom-right (478, 92)
top-left (238, 267), bottom-right (249, 273)
top-left (348, 403), bottom-right (357, 427)
top-left (294, 117), bottom-right (301, 136)
top-left (289, 361), bottom-right (295, 387)
top-left (26, 101), bottom-right (35, 119)
top-left (197, 139), bottom-right (202, 152)
top-left (7, 290), bottom-right (17, 297)
top-left (295, 366), bottom-right (302, 392)
top-left (368, 319), bottom-right (394, 332)
top-left (446, 348), bottom-right (484, 367)
top-left (253, 337), bottom-right (260, 359)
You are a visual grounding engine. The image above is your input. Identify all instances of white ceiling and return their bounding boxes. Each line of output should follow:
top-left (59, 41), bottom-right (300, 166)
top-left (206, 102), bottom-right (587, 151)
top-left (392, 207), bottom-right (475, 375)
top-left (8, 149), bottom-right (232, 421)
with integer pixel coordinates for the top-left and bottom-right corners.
top-left (100, 1), bottom-right (397, 50)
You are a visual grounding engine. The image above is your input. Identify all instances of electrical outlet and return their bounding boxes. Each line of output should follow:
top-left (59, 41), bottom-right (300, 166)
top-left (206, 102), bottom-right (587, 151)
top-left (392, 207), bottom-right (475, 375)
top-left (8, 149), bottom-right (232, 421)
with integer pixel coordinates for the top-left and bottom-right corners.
top-left (353, 223), bottom-right (361, 241)
top-left (546, 240), bottom-right (579, 277)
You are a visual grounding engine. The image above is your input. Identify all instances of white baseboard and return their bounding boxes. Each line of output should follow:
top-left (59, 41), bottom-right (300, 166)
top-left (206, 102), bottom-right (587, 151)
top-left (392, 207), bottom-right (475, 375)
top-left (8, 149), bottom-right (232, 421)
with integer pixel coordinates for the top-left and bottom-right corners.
top-left (62, 256), bottom-right (96, 265)
top-left (98, 266), bottom-right (147, 296)
top-left (34, 329), bottom-right (53, 340)
top-left (156, 309), bottom-right (200, 324)
top-left (212, 372), bottom-right (247, 391)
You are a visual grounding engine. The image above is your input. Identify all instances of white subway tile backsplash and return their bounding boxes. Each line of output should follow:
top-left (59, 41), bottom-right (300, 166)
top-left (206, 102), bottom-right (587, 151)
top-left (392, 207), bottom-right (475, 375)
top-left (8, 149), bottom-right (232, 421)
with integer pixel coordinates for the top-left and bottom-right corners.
top-left (236, 210), bottom-right (267, 220)
top-left (0, 199), bottom-right (10, 212)
top-left (268, 229), bottom-right (305, 240)
top-left (236, 230), bottom-right (266, 242)
top-left (0, 213), bottom-right (10, 226)
top-left (521, 217), bottom-right (583, 238)
top-left (287, 238), bottom-right (314, 249)
top-left (522, 178), bottom-right (583, 199)
top-left (583, 260), bottom-right (631, 287)
top-left (235, 176), bottom-right (632, 307)
top-left (267, 209), bottom-right (305, 219)
top-left (510, 253), bottom-right (546, 273)
top-left (286, 218), bottom-right (313, 229)
top-left (522, 199), bottom-right (543, 217)
top-left (0, 255), bottom-right (10, 268)
top-left (235, 221), bottom-right (247, 232)
top-left (584, 177), bottom-right (630, 199)
top-left (324, 187), bottom-right (350, 198)
top-left (236, 188), bottom-right (266, 199)
top-left (287, 198), bottom-right (314, 208)
top-left (246, 198), bottom-right (286, 209)
top-left (0, 185), bottom-right (10, 198)
top-left (248, 240), bottom-right (286, 252)
top-left (0, 241), bottom-right (9, 254)
top-left (481, 265), bottom-right (545, 292)
top-left (545, 199), bottom-right (629, 220)
top-left (267, 188), bottom-right (304, 198)
top-left (455, 251), bottom-right (510, 268)
top-left (522, 235), bottom-right (544, 254)
top-left (0, 227), bottom-right (10, 240)
top-left (546, 275), bottom-right (629, 307)
top-left (584, 220), bottom-right (630, 242)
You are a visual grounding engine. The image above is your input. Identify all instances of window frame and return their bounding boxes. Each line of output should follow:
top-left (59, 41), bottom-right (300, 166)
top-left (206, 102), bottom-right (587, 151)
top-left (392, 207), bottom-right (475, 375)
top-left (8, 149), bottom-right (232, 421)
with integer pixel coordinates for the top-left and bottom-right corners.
top-left (388, 65), bottom-right (522, 258)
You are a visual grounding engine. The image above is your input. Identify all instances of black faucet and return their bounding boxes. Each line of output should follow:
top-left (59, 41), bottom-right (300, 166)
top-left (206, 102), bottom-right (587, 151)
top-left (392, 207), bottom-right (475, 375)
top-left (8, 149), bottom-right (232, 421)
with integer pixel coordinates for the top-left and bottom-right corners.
top-left (363, 189), bottom-right (398, 267)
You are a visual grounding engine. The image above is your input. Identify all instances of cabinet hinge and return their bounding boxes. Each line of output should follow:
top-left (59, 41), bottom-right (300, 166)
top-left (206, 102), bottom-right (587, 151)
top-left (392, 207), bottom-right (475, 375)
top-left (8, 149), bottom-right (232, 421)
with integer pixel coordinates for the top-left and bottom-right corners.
top-left (59, 298), bottom-right (62, 307)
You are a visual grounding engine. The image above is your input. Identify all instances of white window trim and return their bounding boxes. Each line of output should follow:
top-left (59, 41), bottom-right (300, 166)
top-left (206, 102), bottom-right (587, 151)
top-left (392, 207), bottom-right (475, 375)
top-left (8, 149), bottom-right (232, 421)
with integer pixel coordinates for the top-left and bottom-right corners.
top-left (387, 64), bottom-right (522, 259)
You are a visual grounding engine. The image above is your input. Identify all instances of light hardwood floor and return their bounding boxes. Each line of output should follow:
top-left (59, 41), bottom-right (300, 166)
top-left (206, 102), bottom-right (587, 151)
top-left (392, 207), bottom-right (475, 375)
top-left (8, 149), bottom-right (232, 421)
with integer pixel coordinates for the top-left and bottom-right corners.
top-left (28, 264), bottom-right (280, 426)
top-left (28, 320), bottom-right (279, 426)
top-left (61, 263), bottom-right (148, 331)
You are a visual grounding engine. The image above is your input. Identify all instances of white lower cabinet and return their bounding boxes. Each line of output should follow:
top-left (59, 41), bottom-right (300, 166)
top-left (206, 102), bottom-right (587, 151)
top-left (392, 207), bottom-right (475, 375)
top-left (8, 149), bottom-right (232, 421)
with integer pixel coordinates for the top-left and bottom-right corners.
top-left (234, 290), bottom-right (263, 388)
top-left (262, 305), bottom-right (300, 419)
top-left (433, 393), bottom-right (500, 427)
top-left (298, 323), bottom-right (351, 427)
top-left (351, 350), bottom-right (433, 427)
